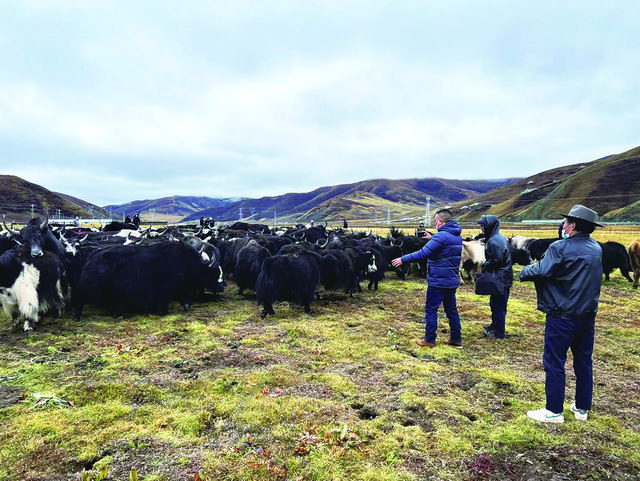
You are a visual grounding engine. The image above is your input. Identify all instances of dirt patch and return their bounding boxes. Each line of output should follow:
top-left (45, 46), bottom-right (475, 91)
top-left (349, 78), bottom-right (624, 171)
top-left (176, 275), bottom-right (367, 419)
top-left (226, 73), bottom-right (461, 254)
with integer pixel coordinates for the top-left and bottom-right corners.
top-left (395, 403), bottom-right (434, 432)
top-left (197, 347), bottom-right (289, 371)
top-left (0, 384), bottom-right (25, 409)
top-left (601, 284), bottom-right (637, 298)
top-left (29, 437), bottom-right (206, 481)
top-left (465, 448), bottom-right (640, 481)
top-left (94, 438), bottom-right (204, 481)
top-left (288, 383), bottom-right (333, 399)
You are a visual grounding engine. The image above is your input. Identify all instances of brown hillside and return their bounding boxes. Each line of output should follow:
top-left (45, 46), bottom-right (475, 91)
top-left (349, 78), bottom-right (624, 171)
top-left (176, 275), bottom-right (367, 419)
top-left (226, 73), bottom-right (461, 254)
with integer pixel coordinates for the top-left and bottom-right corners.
top-left (0, 175), bottom-right (110, 222)
top-left (590, 147), bottom-right (640, 214)
top-left (514, 146), bottom-right (640, 221)
top-left (453, 162), bottom-right (594, 221)
top-left (453, 145), bottom-right (640, 222)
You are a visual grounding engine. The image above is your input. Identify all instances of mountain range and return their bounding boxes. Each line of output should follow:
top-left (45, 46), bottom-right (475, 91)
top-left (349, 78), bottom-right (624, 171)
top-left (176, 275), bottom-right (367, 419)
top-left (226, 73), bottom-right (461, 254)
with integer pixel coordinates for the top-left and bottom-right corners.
top-left (2, 145), bottom-right (640, 224)
top-left (103, 178), bottom-right (517, 225)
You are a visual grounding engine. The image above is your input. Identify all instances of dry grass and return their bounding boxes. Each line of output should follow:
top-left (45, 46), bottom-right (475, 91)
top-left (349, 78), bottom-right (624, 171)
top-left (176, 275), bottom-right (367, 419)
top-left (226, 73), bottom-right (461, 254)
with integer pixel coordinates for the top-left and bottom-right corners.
top-left (0, 230), bottom-right (639, 480)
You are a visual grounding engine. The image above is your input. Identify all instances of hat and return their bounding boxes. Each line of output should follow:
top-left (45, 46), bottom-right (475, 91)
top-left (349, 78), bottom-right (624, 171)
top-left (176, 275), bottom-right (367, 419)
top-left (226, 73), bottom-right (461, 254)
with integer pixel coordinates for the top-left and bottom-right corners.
top-left (561, 205), bottom-right (604, 227)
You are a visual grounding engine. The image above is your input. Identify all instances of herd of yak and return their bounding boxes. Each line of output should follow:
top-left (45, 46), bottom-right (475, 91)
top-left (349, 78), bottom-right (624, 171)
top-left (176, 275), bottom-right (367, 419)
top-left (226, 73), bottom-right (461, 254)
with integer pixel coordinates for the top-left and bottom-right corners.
top-left (0, 217), bottom-right (636, 332)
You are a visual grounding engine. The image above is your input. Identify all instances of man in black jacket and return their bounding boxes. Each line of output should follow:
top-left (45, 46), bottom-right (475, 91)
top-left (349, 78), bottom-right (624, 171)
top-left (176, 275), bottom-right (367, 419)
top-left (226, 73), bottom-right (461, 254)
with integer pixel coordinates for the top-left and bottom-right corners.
top-left (519, 205), bottom-right (603, 423)
top-left (477, 215), bottom-right (512, 339)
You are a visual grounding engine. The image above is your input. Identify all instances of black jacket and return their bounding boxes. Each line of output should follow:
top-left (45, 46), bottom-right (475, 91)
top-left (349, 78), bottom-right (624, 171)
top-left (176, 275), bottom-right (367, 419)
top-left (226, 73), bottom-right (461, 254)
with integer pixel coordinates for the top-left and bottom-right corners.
top-left (480, 215), bottom-right (513, 289)
top-left (519, 233), bottom-right (602, 321)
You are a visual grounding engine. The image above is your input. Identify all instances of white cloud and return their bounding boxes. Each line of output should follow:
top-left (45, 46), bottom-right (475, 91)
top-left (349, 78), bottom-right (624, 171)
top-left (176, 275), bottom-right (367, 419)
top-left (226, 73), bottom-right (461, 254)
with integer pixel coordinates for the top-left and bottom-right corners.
top-left (1, 1), bottom-right (639, 205)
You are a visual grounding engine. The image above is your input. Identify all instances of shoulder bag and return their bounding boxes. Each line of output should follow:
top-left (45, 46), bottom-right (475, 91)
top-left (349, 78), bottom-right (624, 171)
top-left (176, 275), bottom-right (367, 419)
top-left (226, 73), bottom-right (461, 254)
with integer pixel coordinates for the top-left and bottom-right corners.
top-left (475, 271), bottom-right (505, 296)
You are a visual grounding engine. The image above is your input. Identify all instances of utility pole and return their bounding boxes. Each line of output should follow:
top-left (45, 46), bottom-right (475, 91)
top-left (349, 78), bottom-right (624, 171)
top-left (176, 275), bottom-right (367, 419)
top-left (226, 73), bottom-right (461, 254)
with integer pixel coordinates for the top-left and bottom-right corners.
top-left (239, 207), bottom-right (243, 220)
top-left (387, 207), bottom-right (391, 223)
top-left (425, 195), bottom-right (431, 226)
top-left (273, 211), bottom-right (277, 229)
top-left (30, 204), bottom-right (35, 217)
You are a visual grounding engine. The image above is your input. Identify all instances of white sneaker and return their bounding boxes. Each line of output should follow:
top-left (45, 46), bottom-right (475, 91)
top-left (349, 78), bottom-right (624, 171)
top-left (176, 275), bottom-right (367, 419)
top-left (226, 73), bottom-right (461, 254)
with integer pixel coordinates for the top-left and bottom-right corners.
top-left (570, 403), bottom-right (588, 421)
top-left (527, 407), bottom-right (564, 423)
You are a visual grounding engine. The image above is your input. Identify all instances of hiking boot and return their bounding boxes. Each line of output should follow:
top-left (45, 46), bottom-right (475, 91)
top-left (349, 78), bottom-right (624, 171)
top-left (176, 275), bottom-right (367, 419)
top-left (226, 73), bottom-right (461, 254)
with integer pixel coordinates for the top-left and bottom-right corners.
top-left (415, 339), bottom-right (436, 348)
top-left (526, 408), bottom-right (564, 423)
top-left (571, 403), bottom-right (588, 421)
top-left (443, 339), bottom-right (463, 348)
top-left (483, 330), bottom-right (505, 339)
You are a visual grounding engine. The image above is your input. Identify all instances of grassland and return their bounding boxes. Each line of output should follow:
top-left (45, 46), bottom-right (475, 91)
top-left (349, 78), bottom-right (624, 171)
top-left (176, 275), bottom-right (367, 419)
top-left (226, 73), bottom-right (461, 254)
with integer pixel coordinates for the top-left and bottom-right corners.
top-left (0, 228), bottom-right (639, 480)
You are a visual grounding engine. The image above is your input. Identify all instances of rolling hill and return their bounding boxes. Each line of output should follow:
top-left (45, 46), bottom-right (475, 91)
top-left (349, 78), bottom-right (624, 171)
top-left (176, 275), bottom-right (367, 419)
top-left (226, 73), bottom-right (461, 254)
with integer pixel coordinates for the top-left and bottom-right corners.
top-left (103, 196), bottom-right (242, 222)
top-left (452, 145), bottom-right (640, 222)
top-left (0, 175), bottom-right (111, 223)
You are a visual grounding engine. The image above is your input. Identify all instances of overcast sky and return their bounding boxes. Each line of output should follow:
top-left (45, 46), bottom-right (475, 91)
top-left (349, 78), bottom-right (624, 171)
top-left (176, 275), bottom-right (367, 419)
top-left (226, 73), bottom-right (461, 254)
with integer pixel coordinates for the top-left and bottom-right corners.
top-left (1, 1), bottom-right (639, 206)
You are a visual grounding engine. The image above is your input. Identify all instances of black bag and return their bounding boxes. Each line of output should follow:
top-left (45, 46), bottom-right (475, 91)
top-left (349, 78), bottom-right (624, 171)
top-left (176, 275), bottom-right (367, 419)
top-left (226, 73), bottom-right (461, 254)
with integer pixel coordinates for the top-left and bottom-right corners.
top-left (475, 271), bottom-right (504, 296)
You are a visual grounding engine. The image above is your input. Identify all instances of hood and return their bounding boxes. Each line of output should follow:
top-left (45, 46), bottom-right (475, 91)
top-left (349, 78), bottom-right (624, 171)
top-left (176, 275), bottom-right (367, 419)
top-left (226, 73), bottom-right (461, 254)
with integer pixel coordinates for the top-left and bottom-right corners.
top-left (479, 215), bottom-right (500, 238)
top-left (439, 220), bottom-right (462, 236)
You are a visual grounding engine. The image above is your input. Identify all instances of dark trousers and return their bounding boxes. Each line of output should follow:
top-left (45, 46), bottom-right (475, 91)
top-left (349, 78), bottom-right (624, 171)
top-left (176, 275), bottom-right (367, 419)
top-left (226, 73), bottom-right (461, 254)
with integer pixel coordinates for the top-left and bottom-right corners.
top-left (424, 285), bottom-right (462, 344)
top-left (488, 288), bottom-right (510, 338)
top-left (543, 315), bottom-right (595, 414)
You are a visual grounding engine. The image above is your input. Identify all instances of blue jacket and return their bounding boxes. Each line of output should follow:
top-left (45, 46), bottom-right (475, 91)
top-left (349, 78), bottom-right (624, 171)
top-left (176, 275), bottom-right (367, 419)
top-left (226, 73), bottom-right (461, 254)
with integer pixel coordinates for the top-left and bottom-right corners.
top-left (519, 233), bottom-right (602, 321)
top-left (401, 220), bottom-right (462, 288)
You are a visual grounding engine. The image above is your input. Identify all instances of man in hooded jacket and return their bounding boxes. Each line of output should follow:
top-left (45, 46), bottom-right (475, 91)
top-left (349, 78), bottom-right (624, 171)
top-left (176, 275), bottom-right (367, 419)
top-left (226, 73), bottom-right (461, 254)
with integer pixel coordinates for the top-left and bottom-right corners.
top-left (477, 215), bottom-right (513, 339)
top-left (392, 208), bottom-right (463, 348)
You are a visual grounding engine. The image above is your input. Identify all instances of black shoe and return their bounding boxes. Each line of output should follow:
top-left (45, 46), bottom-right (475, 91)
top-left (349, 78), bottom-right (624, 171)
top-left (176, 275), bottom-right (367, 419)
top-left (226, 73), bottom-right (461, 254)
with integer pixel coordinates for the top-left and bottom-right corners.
top-left (484, 330), bottom-right (505, 339)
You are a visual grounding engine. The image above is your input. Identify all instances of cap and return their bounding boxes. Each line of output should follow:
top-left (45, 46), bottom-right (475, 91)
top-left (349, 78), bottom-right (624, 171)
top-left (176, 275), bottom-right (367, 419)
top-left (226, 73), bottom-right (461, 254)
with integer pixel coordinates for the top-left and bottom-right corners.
top-left (561, 204), bottom-right (604, 227)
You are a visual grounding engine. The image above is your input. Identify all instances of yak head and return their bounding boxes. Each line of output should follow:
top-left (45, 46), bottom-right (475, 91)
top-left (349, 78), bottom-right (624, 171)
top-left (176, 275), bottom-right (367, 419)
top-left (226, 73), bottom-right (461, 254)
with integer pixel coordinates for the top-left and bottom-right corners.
top-left (3, 216), bottom-right (49, 257)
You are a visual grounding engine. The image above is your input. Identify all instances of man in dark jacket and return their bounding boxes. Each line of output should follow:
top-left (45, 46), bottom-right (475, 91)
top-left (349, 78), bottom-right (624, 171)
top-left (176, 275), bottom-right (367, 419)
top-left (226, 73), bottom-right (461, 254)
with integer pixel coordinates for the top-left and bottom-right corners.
top-left (392, 209), bottom-right (463, 348)
top-left (519, 205), bottom-right (603, 423)
top-left (478, 215), bottom-right (512, 339)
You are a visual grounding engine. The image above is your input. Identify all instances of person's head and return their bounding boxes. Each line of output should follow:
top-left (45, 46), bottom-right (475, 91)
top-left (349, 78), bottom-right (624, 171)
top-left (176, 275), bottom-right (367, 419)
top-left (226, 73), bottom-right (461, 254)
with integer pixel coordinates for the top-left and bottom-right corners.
top-left (563, 217), bottom-right (595, 235)
top-left (434, 208), bottom-right (453, 228)
top-left (477, 215), bottom-right (499, 236)
top-left (561, 205), bottom-right (603, 236)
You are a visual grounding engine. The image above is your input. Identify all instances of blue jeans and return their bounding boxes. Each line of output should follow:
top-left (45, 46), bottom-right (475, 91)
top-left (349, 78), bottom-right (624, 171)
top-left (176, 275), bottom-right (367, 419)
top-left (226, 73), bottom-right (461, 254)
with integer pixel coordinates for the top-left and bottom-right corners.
top-left (424, 285), bottom-right (462, 343)
top-left (543, 315), bottom-right (595, 413)
top-left (489, 288), bottom-right (510, 338)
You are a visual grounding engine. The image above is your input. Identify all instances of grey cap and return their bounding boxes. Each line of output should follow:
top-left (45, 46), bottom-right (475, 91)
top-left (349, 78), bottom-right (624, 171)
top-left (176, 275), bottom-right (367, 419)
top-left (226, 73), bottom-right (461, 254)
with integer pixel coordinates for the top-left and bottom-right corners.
top-left (561, 204), bottom-right (604, 227)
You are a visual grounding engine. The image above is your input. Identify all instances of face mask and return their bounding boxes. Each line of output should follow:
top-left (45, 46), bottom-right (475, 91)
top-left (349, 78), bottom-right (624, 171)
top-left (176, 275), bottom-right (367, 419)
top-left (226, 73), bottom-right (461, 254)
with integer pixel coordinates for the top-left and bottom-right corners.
top-left (561, 228), bottom-right (570, 239)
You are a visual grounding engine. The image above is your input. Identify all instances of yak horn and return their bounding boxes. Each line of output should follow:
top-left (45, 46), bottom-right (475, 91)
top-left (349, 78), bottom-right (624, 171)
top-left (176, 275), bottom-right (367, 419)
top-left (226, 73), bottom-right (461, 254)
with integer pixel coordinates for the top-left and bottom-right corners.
top-left (3, 215), bottom-right (20, 235)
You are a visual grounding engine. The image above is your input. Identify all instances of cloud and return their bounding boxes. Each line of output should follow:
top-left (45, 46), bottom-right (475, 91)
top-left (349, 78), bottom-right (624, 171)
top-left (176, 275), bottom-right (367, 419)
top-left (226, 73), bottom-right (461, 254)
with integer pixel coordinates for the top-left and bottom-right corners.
top-left (1, 1), bottom-right (639, 205)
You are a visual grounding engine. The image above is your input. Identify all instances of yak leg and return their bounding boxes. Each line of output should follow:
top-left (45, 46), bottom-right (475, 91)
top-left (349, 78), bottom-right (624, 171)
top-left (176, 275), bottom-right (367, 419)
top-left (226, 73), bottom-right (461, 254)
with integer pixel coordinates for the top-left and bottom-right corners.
top-left (23, 315), bottom-right (37, 332)
top-left (260, 302), bottom-right (275, 319)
